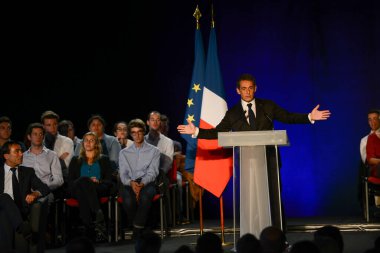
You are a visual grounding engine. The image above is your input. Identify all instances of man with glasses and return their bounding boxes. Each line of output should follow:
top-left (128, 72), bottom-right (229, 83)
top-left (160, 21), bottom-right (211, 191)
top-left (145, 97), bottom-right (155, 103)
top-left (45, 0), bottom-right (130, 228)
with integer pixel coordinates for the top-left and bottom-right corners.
top-left (118, 118), bottom-right (160, 239)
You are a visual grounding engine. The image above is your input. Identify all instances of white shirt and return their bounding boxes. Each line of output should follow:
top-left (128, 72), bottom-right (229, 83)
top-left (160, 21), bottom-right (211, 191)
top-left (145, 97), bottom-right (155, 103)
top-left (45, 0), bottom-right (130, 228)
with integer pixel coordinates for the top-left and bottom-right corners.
top-left (241, 99), bottom-right (256, 124)
top-left (360, 128), bottom-right (380, 164)
top-left (54, 134), bottom-right (74, 168)
top-left (3, 165), bottom-right (16, 200)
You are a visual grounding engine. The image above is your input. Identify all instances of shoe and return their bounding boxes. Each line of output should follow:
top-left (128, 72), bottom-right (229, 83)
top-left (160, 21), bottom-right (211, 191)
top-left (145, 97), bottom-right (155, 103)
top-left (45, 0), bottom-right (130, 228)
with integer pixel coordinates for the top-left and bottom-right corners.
top-left (17, 221), bottom-right (32, 240)
top-left (94, 221), bottom-right (107, 243)
top-left (132, 227), bottom-right (143, 241)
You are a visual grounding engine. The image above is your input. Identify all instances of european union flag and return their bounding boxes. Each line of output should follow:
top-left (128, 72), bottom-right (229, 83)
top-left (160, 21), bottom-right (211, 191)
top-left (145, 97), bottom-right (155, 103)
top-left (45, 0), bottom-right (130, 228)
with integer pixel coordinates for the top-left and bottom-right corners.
top-left (181, 7), bottom-right (205, 173)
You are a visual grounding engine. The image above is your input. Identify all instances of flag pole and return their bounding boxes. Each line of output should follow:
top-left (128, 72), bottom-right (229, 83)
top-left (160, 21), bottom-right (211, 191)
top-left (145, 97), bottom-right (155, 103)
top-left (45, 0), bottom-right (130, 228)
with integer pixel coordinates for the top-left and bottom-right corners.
top-left (199, 187), bottom-right (204, 235)
top-left (220, 195), bottom-right (233, 246)
top-left (220, 196), bottom-right (225, 243)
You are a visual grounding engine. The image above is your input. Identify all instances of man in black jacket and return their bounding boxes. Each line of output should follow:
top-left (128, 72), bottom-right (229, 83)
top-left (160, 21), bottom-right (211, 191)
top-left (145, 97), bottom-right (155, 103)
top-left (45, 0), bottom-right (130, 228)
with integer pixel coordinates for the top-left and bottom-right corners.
top-left (177, 73), bottom-right (331, 229)
top-left (0, 140), bottom-right (51, 251)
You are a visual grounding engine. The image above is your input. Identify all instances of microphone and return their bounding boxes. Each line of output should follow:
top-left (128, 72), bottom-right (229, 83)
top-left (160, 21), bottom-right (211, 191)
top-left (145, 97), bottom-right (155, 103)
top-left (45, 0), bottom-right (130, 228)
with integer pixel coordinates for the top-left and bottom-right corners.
top-left (230, 110), bottom-right (248, 129)
top-left (258, 103), bottom-right (274, 130)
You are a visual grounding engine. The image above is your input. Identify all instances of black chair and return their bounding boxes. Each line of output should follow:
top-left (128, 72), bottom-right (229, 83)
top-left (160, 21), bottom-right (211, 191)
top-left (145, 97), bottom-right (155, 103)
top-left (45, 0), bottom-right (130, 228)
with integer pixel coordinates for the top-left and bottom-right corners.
top-left (168, 159), bottom-right (191, 225)
top-left (362, 164), bottom-right (380, 222)
top-left (62, 196), bottom-right (112, 243)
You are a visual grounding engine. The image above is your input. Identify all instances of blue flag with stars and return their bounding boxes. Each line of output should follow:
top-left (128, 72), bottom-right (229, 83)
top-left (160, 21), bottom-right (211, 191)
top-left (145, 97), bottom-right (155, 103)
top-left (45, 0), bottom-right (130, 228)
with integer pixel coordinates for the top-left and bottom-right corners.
top-left (181, 25), bottom-right (205, 172)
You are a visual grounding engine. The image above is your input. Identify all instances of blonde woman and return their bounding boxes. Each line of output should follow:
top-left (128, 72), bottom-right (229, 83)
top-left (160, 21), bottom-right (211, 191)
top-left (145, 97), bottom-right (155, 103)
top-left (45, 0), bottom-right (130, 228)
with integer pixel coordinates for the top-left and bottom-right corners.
top-left (68, 132), bottom-right (113, 240)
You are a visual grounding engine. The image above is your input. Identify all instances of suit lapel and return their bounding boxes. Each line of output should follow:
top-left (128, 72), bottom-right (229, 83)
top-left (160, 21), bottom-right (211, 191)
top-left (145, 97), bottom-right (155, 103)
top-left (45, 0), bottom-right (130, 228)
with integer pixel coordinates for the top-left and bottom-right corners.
top-left (238, 104), bottom-right (251, 130)
top-left (0, 167), bottom-right (4, 193)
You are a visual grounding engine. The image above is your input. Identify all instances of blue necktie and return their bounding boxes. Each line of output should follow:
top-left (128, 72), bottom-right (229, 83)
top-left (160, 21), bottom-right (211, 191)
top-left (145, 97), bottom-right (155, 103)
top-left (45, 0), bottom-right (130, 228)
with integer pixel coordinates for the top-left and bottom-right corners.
top-left (247, 103), bottom-right (255, 129)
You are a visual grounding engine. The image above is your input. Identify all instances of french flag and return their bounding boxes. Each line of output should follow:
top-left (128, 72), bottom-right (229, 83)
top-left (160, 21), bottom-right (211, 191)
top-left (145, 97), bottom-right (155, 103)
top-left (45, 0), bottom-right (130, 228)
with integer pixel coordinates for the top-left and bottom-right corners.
top-left (194, 26), bottom-right (233, 198)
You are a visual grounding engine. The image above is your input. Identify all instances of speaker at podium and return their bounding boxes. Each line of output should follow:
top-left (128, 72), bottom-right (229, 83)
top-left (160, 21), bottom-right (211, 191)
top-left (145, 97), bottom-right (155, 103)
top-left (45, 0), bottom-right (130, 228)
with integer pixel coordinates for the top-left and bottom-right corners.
top-left (218, 130), bottom-right (289, 238)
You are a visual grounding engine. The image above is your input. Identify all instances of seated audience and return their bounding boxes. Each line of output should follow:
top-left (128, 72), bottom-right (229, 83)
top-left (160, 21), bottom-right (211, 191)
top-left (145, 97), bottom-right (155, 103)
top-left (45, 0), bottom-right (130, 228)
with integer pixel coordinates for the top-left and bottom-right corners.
top-left (313, 225), bottom-right (343, 253)
top-left (119, 118), bottom-right (160, 239)
top-left (67, 131), bottom-right (114, 241)
top-left (145, 111), bottom-right (174, 227)
top-left (0, 116), bottom-right (26, 162)
top-left (289, 240), bottom-right (320, 253)
top-left (0, 141), bottom-right (50, 252)
top-left (41, 110), bottom-right (74, 173)
top-left (113, 120), bottom-right (133, 149)
top-left (58, 120), bottom-right (82, 151)
top-left (22, 122), bottom-right (64, 203)
top-left (74, 114), bottom-right (121, 171)
top-left (237, 233), bottom-right (262, 253)
top-left (259, 226), bottom-right (288, 253)
top-left (195, 232), bottom-right (223, 253)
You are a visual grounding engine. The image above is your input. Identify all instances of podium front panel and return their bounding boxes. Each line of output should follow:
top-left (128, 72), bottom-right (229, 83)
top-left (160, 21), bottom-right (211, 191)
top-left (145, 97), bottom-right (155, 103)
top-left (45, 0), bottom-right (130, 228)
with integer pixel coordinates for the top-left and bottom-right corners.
top-left (240, 146), bottom-right (272, 237)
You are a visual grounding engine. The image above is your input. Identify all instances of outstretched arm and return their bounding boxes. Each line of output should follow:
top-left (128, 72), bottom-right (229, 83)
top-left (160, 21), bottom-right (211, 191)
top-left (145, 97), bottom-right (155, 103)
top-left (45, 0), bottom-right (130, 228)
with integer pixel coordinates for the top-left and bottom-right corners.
top-left (177, 119), bottom-right (197, 135)
top-left (310, 104), bottom-right (331, 121)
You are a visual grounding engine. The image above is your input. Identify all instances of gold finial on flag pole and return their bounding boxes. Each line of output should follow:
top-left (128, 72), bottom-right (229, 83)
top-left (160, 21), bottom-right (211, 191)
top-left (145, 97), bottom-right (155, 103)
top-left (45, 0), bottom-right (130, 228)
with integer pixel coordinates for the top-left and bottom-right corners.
top-left (193, 5), bottom-right (202, 30)
top-left (211, 3), bottom-right (215, 28)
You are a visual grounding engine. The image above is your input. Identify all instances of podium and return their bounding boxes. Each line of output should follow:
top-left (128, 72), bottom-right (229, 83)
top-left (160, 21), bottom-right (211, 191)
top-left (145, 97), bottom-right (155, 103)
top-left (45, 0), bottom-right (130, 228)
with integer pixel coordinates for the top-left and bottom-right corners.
top-left (218, 130), bottom-right (289, 239)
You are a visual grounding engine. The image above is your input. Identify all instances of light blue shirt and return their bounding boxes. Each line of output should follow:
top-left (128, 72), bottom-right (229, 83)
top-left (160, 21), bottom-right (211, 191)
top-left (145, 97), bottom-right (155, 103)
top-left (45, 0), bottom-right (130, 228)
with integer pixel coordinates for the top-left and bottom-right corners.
top-left (118, 141), bottom-right (160, 186)
top-left (22, 146), bottom-right (64, 190)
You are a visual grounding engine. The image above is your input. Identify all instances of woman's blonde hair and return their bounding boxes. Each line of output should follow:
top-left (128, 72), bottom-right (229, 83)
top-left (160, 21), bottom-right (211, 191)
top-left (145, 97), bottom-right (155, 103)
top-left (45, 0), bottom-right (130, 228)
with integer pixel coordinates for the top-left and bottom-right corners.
top-left (79, 131), bottom-right (102, 161)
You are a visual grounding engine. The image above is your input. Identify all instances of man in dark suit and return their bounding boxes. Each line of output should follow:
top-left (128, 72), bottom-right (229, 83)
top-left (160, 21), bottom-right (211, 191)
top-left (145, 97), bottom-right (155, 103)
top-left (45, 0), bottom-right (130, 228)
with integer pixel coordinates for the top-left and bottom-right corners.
top-left (177, 73), bottom-right (331, 229)
top-left (0, 140), bottom-right (51, 251)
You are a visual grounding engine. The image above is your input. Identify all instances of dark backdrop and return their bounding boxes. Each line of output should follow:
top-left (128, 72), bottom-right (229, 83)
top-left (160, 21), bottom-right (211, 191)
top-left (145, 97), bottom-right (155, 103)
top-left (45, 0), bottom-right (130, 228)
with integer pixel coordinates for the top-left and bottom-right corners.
top-left (3, 1), bottom-right (379, 218)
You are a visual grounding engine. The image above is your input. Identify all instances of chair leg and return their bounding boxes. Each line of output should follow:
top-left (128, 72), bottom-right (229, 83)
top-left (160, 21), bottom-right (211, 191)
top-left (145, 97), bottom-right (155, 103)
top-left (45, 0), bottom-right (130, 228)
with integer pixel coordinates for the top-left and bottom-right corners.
top-left (172, 185), bottom-right (176, 227)
top-left (185, 182), bottom-right (190, 222)
top-left (62, 200), bottom-right (66, 244)
top-left (115, 197), bottom-right (119, 242)
top-left (108, 198), bottom-right (112, 243)
top-left (365, 179), bottom-right (370, 222)
top-left (159, 195), bottom-right (164, 239)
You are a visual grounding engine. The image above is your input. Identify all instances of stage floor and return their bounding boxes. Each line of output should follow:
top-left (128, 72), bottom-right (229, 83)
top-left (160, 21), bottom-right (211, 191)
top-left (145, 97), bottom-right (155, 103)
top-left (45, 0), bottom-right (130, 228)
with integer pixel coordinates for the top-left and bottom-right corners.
top-left (46, 216), bottom-right (379, 253)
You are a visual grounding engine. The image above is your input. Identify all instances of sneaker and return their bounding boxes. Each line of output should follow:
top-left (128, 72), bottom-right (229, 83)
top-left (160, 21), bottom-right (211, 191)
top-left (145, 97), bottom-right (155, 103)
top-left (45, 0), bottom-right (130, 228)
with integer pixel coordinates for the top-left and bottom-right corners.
top-left (94, 222), bottom-right (107, 242)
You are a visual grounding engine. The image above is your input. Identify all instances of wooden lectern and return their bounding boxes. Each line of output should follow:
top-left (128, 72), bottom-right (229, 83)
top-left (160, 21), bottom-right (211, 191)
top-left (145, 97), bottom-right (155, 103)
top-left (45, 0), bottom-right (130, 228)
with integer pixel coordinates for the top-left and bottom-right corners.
top-left (218, 130), bottom-right (289, 240)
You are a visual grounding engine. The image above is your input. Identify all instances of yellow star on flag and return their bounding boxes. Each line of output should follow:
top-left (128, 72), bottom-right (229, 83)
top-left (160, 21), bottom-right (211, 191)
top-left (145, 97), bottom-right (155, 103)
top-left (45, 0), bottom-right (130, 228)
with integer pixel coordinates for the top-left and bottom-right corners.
top-left (187, 98), bottom-right (194, 108)
top-left (187, 114), bottom-right (195, 122)
top-left (192, 83), bottom-right (201, 92)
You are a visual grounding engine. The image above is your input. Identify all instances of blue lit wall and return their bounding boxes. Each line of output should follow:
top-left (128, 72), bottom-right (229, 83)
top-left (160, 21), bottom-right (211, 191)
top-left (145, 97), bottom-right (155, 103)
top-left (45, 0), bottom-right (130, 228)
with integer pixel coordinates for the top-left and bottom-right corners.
top-left (191, 0), bottom-right (379, 218)
top-left (3, 1), bottom-right (379, 218)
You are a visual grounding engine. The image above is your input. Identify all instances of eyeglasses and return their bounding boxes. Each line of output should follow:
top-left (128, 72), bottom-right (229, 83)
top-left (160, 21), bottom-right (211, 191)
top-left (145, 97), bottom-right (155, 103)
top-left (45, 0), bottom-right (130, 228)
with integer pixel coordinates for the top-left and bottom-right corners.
top-left (130, 130), bottom-right (144, 136)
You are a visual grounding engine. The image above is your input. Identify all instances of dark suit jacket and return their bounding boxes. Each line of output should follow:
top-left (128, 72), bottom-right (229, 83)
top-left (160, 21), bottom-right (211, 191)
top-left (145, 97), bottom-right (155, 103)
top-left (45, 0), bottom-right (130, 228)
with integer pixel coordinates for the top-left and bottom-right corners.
top-left (198, 98), bottom-right (311, 139)
top-left (0, 165), bottom-right (51, 216)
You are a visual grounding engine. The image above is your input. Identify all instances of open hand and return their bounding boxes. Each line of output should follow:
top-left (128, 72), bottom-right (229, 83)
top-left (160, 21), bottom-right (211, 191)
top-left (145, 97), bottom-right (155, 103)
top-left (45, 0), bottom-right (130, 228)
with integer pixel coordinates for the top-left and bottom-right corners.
top-left (310, 104), bottom-right (331, 121)
top-left (177, 119), bottom-right (196, 135)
